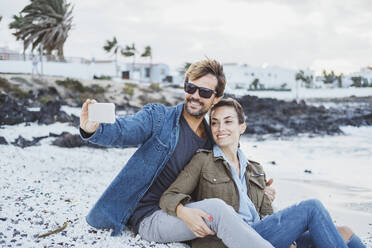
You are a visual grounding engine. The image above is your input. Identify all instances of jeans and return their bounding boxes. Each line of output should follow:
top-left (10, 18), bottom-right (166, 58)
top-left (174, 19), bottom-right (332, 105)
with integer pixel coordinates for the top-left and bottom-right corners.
top-left (139, 198), bottom-right (365, 248)
top-left (138, 198), bottom-right (274, 248)
top-left (296, 231), bottom-right (366, 248)
top-left (252, 199), bottom-right (365, 248)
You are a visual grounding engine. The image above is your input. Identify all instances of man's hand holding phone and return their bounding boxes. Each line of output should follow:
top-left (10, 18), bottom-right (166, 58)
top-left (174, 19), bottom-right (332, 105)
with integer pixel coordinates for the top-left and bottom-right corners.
top-left (80, 99), bottom-right (116, 134)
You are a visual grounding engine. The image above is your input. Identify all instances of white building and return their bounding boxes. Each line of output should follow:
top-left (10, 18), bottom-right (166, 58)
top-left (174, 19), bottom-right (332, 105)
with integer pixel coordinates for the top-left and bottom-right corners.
top-left (117, 62), bottom-right (170, 83)
top-left (313, 67), bottom-right (372, 88)
top-left (0, 54), bottom-right (171, 83)
top-left (223, 63), bottom-right (314, 90)
top-left (0, 47), bottom-right (23, 60)
top-left (347, 67), bottom-right (372, 86)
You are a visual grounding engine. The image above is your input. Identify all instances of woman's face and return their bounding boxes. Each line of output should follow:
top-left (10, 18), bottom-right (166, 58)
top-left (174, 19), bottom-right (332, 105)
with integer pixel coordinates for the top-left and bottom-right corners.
top-left (210, 106), bottom-right (246, 149)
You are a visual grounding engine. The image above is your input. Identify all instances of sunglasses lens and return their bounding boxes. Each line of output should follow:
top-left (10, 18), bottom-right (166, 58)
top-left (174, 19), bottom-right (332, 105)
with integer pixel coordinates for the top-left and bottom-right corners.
top-left (199, 88), bottom-right (213, 98)
top-left (185, 83), bottom-right (197, 94)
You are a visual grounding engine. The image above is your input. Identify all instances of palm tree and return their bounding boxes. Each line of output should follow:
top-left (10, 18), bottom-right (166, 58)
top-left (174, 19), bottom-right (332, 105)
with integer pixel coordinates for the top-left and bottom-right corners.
top-left (103, 37), bottom-right (122, 77)
top-left (9, 14), bottom-right (27, 59)
top-left (121, 43), bottom-right (137, 77)
top-left (251, 78), bottom-right (259, 90)
top-left (336, 73), bottom-right (343, 88)
top-left (295, 70), bottom-right (313, 88)
top-left (322, 70), bottom-right (336, 84)
top-left (9, 0), bottom-right (73, 61)
top-left (178, 62), bottom-right (191, 76)
top-left (141, 45), bottom-right (152, 63)
top-left (141, 45), bottom-right (152, 81)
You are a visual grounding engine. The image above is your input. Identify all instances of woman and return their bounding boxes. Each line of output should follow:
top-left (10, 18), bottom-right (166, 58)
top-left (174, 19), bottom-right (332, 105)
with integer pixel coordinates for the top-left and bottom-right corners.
top-left (159, 98), bottom-right (365, 248)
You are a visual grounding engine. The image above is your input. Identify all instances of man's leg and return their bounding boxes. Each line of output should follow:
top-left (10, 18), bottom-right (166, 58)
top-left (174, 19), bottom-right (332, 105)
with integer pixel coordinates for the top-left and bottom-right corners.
top-left (138, 198), bottom-right (273, 248)
top-left (252, 199), bottom-right (348, 248)
top-left (138, 207), bottom-right (196, 242)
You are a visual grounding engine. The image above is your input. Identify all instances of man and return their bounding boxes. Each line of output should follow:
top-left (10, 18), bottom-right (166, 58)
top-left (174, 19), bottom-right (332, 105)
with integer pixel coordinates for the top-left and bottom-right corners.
top-left (80, 59), bottom-right (274, 247)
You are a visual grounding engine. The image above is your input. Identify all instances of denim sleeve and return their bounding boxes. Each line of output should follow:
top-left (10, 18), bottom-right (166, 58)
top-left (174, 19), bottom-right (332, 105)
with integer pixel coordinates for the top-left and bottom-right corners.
top-left (80, 104), bottom-right (156, 148)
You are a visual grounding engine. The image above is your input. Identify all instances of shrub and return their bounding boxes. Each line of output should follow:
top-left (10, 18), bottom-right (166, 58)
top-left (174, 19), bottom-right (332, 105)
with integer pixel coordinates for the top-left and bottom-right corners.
top-left (56, 78), bottom-right (105, 94)
top-left (56, 78), bottom-right (86, 92)
top-left (123, 83), bottom-right (135, 97)
top-left (12, 87), bottom-right (29, 98)
top-left (88, 84), bottom-right (105, 94)
top-left (0, 77), bottom-right (11, 90)
top-left (93, 75), bottom-right (112, 80)
top-left (125, 82), bottom-right (137, 88)
top-left (138, 95), bottom-right (170, 106)
top-left (40, 95), bottom-right (56, 104)
top-left (149, 83), bottom-right (162, 92)
top-left (10, 77), bottom-right (32, 86)
top-left (0, 77), bottom-right (29, 98)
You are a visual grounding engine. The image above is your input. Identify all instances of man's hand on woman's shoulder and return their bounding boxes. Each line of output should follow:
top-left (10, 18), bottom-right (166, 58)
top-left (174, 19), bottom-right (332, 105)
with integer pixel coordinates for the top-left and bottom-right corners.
top-left (264, 178), bottom-right (276, 202)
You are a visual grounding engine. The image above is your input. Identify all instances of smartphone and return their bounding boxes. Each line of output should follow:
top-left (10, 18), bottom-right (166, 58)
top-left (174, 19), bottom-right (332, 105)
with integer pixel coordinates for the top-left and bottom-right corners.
top-left (88, 103), bottom-right (116, 123)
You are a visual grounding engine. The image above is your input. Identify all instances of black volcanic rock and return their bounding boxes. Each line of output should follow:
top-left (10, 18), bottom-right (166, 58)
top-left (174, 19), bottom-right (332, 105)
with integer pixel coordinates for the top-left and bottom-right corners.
top-left (11, 135), bottom-right (49, 148)
top-left (0, 93), bottom-right (39, 125)
top-left (0, 136), bottom-right (8, 145)
top-left (52, 133), bottom-right (103, 148)
top-left (0, 93), bottom-right (79, 126)
top-left (227, 94), bottom-right (372, 137)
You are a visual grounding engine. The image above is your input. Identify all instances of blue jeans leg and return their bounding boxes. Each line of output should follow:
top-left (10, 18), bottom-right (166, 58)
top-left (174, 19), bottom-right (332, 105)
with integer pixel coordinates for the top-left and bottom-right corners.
top-left (296, 231), bottom-right (315, 248)
top-left (252, 199), bottom-right (348, 248)
top-left (347, 234), bottom-right (366, 248)
top-left (296, 232), bottom-right (366, 248)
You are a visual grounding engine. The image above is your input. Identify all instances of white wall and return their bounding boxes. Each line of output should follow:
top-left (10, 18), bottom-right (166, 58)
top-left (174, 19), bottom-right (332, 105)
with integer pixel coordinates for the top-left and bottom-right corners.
top-left (0, 60), bottom-right (115, 80)
top-left (224, 64), bottom-right (313, 90)
top-left (0, 60), bottom-right (169, 83)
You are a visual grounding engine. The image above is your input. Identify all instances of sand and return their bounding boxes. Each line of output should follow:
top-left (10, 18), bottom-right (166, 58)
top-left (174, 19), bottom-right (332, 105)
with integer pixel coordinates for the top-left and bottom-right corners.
top-left (0, 121), bottom-right (371, 247)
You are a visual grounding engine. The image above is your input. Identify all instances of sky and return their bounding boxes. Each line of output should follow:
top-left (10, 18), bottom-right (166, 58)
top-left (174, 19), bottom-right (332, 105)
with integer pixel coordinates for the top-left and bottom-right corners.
top-left (1, 0), bottom-right (372, 74)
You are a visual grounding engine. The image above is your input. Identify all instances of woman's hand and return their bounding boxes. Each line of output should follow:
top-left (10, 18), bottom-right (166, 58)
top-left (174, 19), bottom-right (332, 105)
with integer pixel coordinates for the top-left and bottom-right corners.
top-left (264, 178), bottom-right (276, 202)
top-left (80, 99), bottom-right (100, 133)
top-left (176, 204), bottom-right (216, 238)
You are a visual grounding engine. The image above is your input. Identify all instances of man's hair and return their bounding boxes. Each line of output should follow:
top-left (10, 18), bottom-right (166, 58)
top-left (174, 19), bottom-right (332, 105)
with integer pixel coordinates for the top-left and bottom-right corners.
top-left (184, 59), bottom-right (226, 97)
top-left (210, 98), bottom-right (245, 124)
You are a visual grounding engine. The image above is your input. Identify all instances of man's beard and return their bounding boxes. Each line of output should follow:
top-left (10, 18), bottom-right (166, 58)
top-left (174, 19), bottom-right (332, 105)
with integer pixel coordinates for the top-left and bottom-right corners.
top-left (184, 98), bottom-right (208, 118)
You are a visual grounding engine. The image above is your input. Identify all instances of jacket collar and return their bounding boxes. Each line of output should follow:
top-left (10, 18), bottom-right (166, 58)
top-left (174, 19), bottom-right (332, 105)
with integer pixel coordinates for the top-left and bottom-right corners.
top-left (213, 145), bottom-right (249, 168)
top-left (175, 103), bottom-right (184, 125)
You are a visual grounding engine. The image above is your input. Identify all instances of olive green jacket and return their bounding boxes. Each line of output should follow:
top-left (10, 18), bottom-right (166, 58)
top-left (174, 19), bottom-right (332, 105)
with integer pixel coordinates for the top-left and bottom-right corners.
top-left (159, 149), bottom-right (274, 248)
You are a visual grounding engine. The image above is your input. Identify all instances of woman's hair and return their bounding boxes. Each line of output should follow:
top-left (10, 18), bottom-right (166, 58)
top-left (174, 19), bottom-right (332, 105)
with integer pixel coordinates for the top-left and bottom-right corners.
top-left (210, 98), bottom-right (246, 124)
top-left (184, 59), bottom-right (226, 97)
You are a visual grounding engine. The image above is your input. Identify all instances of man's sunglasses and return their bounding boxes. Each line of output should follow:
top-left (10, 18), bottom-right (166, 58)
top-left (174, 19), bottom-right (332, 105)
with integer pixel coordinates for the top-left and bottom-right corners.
top-left (184, 82), bottom-right (217, 99)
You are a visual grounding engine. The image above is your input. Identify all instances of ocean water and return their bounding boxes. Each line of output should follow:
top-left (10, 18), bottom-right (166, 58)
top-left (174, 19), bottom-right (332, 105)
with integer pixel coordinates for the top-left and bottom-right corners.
top-left (241, 126), bottom-right (372, 190)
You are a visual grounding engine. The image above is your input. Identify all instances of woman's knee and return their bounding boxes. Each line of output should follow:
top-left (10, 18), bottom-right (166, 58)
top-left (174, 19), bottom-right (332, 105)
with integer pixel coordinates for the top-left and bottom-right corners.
top-left (337, 225), bottom-right (354, 243)
top-left (302, 198), bottom-right (325, 211)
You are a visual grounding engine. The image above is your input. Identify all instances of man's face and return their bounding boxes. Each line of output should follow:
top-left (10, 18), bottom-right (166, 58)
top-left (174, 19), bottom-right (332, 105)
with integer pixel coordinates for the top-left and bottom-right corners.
top-left (184, 74), bottom-right (220, 118)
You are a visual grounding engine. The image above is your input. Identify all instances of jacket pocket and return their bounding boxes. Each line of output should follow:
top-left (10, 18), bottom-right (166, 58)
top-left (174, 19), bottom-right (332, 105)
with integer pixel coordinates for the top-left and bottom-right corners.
top-left (249, 174), bottom-right (266, 190)
top-left (202, 174), bottom-right (231, 184)
top-left (199, 173), bottom-right (234, 202)
top-left (142, 136), bottom-right (169, 165)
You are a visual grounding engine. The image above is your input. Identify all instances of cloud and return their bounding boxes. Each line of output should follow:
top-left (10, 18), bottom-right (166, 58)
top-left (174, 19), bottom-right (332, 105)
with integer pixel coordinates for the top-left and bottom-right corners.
top-left (1, 0), bottom-right (372, 74)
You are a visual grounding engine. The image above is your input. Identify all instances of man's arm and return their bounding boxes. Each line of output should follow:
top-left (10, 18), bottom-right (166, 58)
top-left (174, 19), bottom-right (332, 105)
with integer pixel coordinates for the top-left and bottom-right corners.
top-left (79, 99), bottom-right (155, 148)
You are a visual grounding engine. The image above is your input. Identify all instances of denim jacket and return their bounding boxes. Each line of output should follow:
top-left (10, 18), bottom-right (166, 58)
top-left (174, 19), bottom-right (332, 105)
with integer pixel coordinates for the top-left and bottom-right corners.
top-left (81, 103), bottom-right (185, 236)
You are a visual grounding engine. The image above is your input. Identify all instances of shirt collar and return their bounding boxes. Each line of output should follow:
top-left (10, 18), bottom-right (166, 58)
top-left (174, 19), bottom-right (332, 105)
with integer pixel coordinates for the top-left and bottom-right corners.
top-left (213, 144), bottom-right (249, 170)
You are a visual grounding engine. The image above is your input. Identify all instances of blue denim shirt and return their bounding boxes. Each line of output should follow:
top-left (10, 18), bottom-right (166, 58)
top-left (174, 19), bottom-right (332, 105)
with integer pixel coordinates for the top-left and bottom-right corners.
top-left (81, 103), bottom-right (186, 236)
top-left (213, 145), bottom-right (260, 225)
